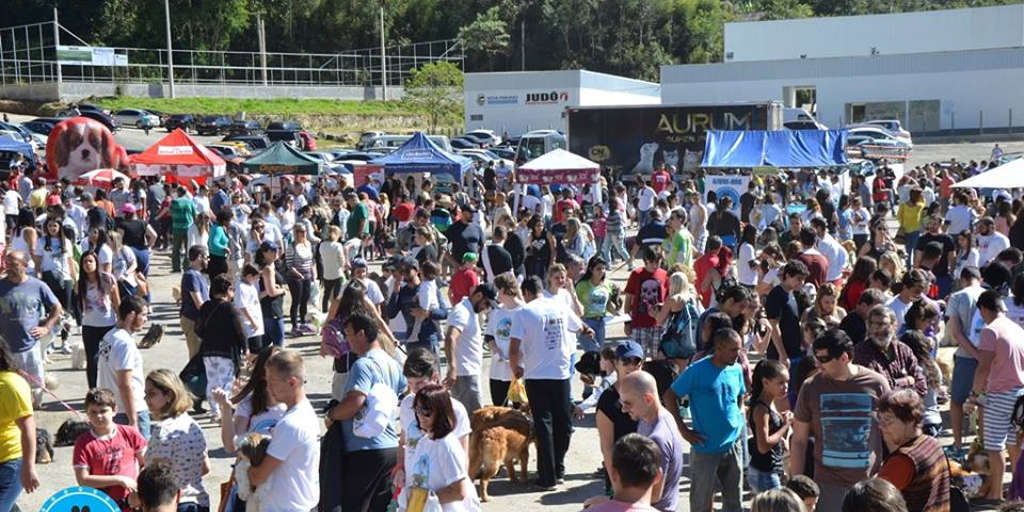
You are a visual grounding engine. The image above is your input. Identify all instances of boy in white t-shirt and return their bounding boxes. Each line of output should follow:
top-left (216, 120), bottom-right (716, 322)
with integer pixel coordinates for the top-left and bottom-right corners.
top-left (234, 264), bottom-right (265, 352)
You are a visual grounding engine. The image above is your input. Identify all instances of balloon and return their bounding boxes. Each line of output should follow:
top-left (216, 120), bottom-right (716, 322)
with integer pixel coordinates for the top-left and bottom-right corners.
top-left (44, 117), bottom-right (129, 182)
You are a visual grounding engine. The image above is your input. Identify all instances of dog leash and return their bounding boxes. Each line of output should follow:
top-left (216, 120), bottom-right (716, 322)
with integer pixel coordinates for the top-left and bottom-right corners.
top-left (17, 369), bottom-right (84, 419)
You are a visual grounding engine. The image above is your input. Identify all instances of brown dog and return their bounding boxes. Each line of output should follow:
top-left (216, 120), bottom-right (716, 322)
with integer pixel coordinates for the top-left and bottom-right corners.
top-left (468, 406), bottom-right (533, 502)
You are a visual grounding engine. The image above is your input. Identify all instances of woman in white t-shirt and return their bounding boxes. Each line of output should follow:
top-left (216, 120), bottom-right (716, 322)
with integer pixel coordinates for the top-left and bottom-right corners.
top-left (82, 226), bottom-right (113, 274)
top-left (78, 250), bottom-right (120, 389)
top-left (212, 346), bottom-right (287, 510)
top-left (544, 263), bottom-right (583, 317)
top-left (486, 274), bottom-right (525, 405)
top-left (144, 369), bottom-right (211, 510)
top-left (400, 383), bottom-right (480, 512)
top-left (35, 218), bottom-right (75, 346)
top-left (319, 225), bottom-right (347, 312)
top-left (737, 225), bottom-right (759, 287)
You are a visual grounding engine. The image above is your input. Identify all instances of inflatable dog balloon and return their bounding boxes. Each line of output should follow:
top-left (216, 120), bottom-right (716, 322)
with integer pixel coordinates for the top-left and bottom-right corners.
top-left (45, 117), bottom-right (129, 181)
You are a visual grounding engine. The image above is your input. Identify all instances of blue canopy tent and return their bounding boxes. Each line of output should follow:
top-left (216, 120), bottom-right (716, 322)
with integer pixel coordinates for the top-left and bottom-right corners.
top-left (369, 132), bottom-right (471, 183)
top-left (701, 129), bottom-right (849, 168)
top-left (0, 135), bottom-right (38, 171)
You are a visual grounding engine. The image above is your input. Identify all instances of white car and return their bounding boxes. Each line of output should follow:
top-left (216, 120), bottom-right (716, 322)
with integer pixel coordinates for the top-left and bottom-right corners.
top-left (846, 126), bottom-right (913, 149)
top-left (464, 129), bottom-right (503, 146)
top-left (113, 108), bottom-right (160, 128)
top-left (863, 119), bottom-right (912, 140)
top-left (456, 149), bottom-right (515, 169)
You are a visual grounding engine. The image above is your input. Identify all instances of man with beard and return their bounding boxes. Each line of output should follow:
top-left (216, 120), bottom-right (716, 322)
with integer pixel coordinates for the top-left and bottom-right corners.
top-left (443, 283), bottom-right (498, 414)
top-left (663, 328), bottom-right (746, 512)
top-left (179, 245), bottom-right (210, 358)
top-left (977, 216), bottom-right (1010, 267)
top-left (852, 305), bottom-right (927, 398)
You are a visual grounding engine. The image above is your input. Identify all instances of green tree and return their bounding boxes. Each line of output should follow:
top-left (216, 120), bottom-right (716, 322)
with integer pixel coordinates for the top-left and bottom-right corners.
top-left (403, 61), bottom-right (463, 132)
top-left (457, 6), bottom-right (512, 62)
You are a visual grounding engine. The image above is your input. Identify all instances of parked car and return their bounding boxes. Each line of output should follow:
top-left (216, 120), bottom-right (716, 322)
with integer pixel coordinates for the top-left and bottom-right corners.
top-left (207, 144), bottom-right (245, 159)
top-left (212, 141), bottom-right (252, 157)
top-left (358, 131), bottom-right (386, 150)
top-left (784, 119), bottom-right (828, 130)
top-left (847, 126), bottom-right (913, 149)
top-left (79, 110), bottom-right (120, 132)
top-left (862, 119), bottom-right (912, 141)
top-left (113, 109), bottom-right (161, 129)
top-left (361, 134), bottom-right (453, 153)
top-left (463, 129), bottom-right (502, 146)
top-left (0, 122), bottom-right (37, 145)
top-left (329, 150), bottom-right (384, 162)
top-left (451, 137), bottom-right (479, 149)
top-left (229, 119), bottom-right (263, 135)
top-left (165, 114), bottom-right (196, 132)
top-left (456, 148), bottom-right (515, 169)
top-left (197, 116), bottom-right (232, 135)
top-left (268, 121), bottom-right (302, 131)
top-left (515, 129), bottom-right (566, 163)
top-left (267, 129), bottom-right (302, 148)
top-left (143, 109), bottom-right (169, 126)
top-left (222, 134), bottom-right (270, 150)
top-left (22, 118), bottom-right (62, 136)
top-left (489, 147), bottom-right (516, 160)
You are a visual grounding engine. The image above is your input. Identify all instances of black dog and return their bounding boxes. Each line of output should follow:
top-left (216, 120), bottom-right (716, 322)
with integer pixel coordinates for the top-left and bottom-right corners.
top-left (55, 418), bottom-right (91, 447)
top-left (574, 350), bottom-right (602, 377)
top-left (35, 428), bottom-right (53, 464)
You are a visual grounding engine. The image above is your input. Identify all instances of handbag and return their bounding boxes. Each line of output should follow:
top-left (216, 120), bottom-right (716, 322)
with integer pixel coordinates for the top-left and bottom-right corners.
top-left (506, 378), bottom-right (529, 406)
top-left (352, 357), bottom-right (399, 438)
top-left (660, 298), bottom-right (700, 359)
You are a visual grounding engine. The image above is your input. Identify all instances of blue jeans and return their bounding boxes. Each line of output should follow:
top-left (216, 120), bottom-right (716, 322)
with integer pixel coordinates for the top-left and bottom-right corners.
top-left (601, 231), bottom-right (630, 267)
top-left (131, 246), bottom-right (151, 277)
top-left (115, 410), bottom-right (152, 440)
top-left (904, 230), bottom-right (921, 267)
top-left (746, 466), bottom-right (781, 493)
top-left (578, 317), bottom-right (605, 352)
top-left (0, 458), bottom-right (22, 512)
top-left (263, 317), bottom-right (285, 347)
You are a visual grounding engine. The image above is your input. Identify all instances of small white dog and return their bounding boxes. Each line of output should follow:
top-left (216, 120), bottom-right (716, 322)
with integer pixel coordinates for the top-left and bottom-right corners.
top-left (70, 340), bottom-right (87, 370)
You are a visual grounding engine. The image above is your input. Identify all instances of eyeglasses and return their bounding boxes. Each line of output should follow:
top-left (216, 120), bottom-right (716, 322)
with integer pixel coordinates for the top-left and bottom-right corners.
top-left (414, 406), bottom-right (433, 417)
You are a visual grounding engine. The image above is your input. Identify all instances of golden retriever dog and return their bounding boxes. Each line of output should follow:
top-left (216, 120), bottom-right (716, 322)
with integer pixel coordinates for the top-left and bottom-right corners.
top-left (468, 406), bottom-right (533, 502)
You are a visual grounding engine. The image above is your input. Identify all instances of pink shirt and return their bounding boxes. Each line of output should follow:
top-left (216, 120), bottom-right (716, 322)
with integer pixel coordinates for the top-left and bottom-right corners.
top-left (586, 500), bottom-right (658, 512)
top-left (979, 316), bottom-right (1024, 393)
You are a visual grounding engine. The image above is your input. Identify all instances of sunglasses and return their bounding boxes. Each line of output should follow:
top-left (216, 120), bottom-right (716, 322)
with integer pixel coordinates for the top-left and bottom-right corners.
top-left (814, 353), bottom-right (835, 364)
top-left (414, 406), bottom-right (433, 417)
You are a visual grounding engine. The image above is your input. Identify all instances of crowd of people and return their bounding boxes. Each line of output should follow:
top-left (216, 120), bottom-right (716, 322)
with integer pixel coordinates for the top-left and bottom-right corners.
top-left (0, 149), bottom-right (1023, 512)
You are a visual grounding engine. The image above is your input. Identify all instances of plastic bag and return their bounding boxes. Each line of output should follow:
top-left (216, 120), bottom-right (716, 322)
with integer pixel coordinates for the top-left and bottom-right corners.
top-left (507, 378), bottom-right (529, 406)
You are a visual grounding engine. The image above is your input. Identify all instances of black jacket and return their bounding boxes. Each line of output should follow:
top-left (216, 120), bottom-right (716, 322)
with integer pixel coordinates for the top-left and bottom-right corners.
top-left (197, 298), bottom-right (247, 366)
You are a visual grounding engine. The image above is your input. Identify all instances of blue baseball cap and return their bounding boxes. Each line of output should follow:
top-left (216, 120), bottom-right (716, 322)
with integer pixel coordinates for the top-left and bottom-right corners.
top-left (615, 341), bottom-right (644, 361)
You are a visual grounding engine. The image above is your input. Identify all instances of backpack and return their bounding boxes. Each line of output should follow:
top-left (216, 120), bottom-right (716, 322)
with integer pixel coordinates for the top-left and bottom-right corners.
top-left (660, 297), bottom-right (700, 359)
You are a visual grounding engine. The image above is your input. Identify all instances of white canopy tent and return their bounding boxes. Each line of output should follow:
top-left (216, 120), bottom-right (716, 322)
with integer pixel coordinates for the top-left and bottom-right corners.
top-left (514, 149), bottom-right (603, 211)
top-left (952, 158), bottom-right (1024, 189)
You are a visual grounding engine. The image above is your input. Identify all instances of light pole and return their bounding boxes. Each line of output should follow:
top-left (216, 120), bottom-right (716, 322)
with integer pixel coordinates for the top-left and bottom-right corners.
top-left (380, 5), bottom-right (387, 101)
top-left (164, 0), bottom-right (175, 98)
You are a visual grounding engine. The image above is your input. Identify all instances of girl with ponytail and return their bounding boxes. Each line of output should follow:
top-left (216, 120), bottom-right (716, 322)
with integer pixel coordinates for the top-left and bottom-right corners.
top-left (747, 359), bottom-right (793, 493)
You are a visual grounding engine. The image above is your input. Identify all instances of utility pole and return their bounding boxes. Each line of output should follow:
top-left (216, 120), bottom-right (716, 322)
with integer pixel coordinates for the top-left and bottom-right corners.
top-left (164, 0), bottom-right (175, 98)
top-left (521, 19), bottom-right (525, 71)
top-left (53, 8), bottom-right (62, 86)
top-left (258, 14), bottom-right (267, 86)
top-left (380, 5), bottom-right (387, 101)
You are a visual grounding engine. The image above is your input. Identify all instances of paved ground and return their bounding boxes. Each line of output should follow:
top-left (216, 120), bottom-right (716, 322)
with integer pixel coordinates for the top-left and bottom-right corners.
top-left (7, 118), bottom-right (1018, 510)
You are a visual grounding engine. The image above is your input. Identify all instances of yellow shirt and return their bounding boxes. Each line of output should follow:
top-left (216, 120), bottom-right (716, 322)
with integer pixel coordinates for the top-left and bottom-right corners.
top-left (897, 202), bottom-right (925, 232)
top-left (0, 371), bottom-right (32, 462)
top-left (28, 187), bottom-right (48, 210)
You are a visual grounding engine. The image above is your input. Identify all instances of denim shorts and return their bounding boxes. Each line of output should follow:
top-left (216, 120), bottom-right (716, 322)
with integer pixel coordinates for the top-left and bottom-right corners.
top-left (746, 465), bottom-right (782, 493)
top-left (951, 356), bottom-right (979, 404)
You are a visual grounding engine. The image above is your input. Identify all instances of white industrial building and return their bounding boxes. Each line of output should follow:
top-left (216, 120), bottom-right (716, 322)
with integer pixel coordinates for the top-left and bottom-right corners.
top-left (662, 4), bottom-right (1024, 135)
top-left (464, 70), bottom-right (660, 137)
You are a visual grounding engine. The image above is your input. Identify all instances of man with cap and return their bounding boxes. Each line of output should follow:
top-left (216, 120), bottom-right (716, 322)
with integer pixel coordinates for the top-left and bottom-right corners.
top-left (449, 252), bottom-right (481, 305)
top-left (445, 202), bottom-right (485, 269)
top-left (444, 283), bottom-right (499, 413)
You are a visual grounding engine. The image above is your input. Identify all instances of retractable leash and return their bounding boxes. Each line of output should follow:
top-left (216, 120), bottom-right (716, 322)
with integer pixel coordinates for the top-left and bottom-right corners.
top-left (18, 369), bottom-right (85, 419)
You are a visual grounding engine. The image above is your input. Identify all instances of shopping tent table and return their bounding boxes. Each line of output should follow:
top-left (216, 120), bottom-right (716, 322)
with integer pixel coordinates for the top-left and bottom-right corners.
top-left (73, 168), bottom-right (131, 189)
top-left (514, 148), bottom-right (602, 210)
top-left (952, 158), bottom-right (1024, 189)
top-left (241, 140), bottom-right (325, 176)
top-left (131, 128), bottom-right (226, 184)
top-left (368, 132), bottom-right (472, 194)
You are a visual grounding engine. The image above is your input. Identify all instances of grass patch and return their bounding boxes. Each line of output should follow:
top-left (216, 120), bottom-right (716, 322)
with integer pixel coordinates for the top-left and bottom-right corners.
top-left (90, 96), bottom-right (430, 117)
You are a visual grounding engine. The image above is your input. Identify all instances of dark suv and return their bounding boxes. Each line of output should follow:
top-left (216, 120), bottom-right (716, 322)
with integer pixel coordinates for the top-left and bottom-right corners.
top-left (197, 116), bottom-right (232, 135)
top-left (267, 121), bottom-right (302, 131)
top-left (229, 119), bottom-right (263, 135)
top-left (165, 114), bottom-right (195, 132)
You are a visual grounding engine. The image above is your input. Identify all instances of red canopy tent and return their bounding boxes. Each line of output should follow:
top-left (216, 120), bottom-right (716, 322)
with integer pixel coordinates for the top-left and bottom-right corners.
top-left (131, 128), bottom-right (226, 184)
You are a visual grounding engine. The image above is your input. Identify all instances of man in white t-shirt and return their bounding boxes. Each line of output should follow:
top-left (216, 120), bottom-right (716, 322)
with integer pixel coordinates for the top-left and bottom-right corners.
top-left (848, 196), bottom-right (871, 250)
top-left (249, 350), bottom-right (320, 512)
top-left (509, 276), bottom-right (593, 490)
top-left (811, 217), bottom-right (848, 284)
top-left (97, 296), bottom-right (150, 439)
top-left (637, 178), bottom-right (656, 228)
top-left (945, 193), bottom-right (976, 237)
top-left (976, 217), bottom-right (1010, 267)
top-left (444, 284), bottom-right (498, 414)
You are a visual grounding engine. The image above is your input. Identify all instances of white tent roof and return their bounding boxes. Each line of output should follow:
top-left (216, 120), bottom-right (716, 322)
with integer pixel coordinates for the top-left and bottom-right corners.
top-left (519, 148), bottom-right (599, 171)
top-left (953, 158), bottom-right (1024, 189)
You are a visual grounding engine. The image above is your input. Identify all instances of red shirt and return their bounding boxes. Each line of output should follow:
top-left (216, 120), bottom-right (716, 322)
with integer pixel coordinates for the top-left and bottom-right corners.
top-left (449, 266), bottom-right (479, 305)
top-left (624, 267), bottom-right (669, 328)
top-left (693, 254), bottom-right (717, 307)
top-left (797, 251), bottom-right (829, 288)
top-left (872, 176), bottom-right (889, 202)
top-left (392, 201), bottom-right (415, 223)
top-left (72, 424), bottom-right (147, 508)
top-left (651, 169), bottom-right (672, 194)
top-left (840, 279), bottom-right (867, 312)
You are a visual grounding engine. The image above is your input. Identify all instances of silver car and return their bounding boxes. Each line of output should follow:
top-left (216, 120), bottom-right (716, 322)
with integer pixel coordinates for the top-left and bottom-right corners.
top-left (113, 108), bottom-right (160, 128)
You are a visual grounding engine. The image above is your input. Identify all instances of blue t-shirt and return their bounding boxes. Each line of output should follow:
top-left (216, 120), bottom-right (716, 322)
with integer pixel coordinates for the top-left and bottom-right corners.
top-left (0, 277), bottom-right (59, 352)
top-left (180, 269), bottom-right (209, 320)
top-left (342, 348), bottom-right (407, 452)
top-left (669, 355), bottom-right (746, 454)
